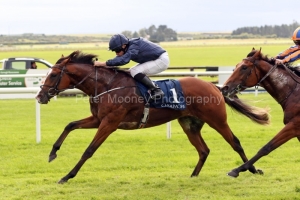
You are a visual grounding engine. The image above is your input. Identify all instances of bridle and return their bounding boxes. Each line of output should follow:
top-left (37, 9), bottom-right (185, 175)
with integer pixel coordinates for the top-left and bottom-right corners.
top-left (40, 64), bottom-right (136, 98)
top-left (234, 57), bottom-right (278, 94)
top-left (40, 64), bottom-right (93, 96)
top-left (235, 57), bottom-right (300, 104)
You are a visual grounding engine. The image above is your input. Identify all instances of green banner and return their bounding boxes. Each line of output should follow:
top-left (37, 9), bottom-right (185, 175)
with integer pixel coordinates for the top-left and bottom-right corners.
top-left (0, 70), bottom-right (47, 88)
top-left (0, 70), bottom-right (27, 87)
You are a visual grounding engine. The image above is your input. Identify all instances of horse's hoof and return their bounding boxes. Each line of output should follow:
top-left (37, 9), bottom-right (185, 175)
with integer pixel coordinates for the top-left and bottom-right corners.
top-left (257, 169), bottom-right (264, 175)
top-left (49, 154), bottom-right (57, 162)
top-left (57, 178), bottom-right (68, 184)
top-left (227, 170), bottom-right (239, 178)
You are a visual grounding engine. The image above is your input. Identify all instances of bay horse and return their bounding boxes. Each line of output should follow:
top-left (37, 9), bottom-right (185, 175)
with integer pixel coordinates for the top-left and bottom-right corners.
top-left (35, 50), bottom-right (269, 184)
top-left (221, 48), bottom-right (300, 178)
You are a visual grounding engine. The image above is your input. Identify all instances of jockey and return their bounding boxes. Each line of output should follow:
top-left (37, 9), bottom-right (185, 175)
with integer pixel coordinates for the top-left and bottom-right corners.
top-left (275, 27), bottom-right (300, 65)
top-left (94, 34), bottom-right (169, 100)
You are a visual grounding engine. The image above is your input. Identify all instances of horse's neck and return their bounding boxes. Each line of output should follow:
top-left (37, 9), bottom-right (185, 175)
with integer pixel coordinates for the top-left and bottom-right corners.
top-left (72, 67), bottom-right (132, 96)
top-left (261, 67), bottom-right (296, 104)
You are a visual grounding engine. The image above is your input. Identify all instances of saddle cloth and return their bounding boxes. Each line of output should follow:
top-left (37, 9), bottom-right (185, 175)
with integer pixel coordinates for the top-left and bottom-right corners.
top-left (135, 79), bottom-right (186, 110)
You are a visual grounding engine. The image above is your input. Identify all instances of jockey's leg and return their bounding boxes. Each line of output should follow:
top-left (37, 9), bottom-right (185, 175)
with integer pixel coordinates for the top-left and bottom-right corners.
top-left (129, 53), bottom-right (169, 100)
top-left (134, 73), bottom-right (164, 100)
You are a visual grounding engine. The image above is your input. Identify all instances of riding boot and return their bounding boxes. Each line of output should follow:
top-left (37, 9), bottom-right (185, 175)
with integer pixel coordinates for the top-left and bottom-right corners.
top-left (134, 73), bottom-right (164, 100)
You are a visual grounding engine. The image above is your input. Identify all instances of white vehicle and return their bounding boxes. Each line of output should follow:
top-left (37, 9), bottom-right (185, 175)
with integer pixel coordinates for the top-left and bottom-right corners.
top-left (0, 57), bottom-right (82, 96)
top-left (0, 57), bottom-right (52, 70)
top-left (0, 57), bottom-right (52, 88)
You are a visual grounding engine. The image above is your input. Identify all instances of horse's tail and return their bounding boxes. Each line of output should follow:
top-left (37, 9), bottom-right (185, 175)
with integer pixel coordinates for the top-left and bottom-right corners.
top-left (223, 96), bottom-right (270, 125)
top-left (215, 86), bottom-right (270, 125)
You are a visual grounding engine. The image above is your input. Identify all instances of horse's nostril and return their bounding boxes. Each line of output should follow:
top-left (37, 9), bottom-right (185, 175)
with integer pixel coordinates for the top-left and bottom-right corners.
top-left (221, 86), bottom-right (229, 94)
top-left (222, 85), bottom-right (228, 90)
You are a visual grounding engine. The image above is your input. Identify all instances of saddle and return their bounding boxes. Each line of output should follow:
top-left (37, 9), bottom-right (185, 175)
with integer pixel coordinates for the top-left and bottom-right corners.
top-left (136, 79), bottom-right (187, 110)
top-left (136, 79), bottom-right (187, 128)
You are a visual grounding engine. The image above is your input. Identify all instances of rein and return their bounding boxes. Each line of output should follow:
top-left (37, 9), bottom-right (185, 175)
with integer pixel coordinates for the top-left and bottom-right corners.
top-left (276, 63), bottom-right (300, 104)
top-left (92, 86), bottom-right (136, 99)
top-left (238, 58), bottom-right (300, 104)
top-left (235, 58), bottom-right (278, 93)
top-left (281, 64), bottom-right (300, 84)
top-left (41, 65), bottom-right (93, 96)
top-left (255, 63), bottom-right (278, 86)
top-left (92, 69), bottom-right (137, 99)
top-left (43, 64), bottom-right (137, 98)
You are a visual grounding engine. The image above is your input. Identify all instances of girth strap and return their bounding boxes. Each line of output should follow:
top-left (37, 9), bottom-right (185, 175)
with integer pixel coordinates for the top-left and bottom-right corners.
top-left (139, 102), bottom-right (150, 128)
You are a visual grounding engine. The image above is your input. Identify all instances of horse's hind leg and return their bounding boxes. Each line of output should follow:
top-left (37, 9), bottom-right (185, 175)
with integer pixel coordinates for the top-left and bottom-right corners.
top-left (49, 115), bottom-right (100, 162)
top-left (178, 116), bottom-right (209, 177)
top-left (210, 121), bottom-right (257, 174)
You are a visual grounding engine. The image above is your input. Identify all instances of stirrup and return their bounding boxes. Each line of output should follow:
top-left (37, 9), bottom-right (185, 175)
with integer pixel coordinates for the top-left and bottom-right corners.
top-left (150, 89), bottom-right (164, 100)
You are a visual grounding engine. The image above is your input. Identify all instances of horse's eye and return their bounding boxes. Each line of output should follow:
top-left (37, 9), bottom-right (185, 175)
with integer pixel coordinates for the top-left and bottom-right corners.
top-left (50, 73), bottom-right (57, 78)
top-left (242, 65), bottom-right (248, 70)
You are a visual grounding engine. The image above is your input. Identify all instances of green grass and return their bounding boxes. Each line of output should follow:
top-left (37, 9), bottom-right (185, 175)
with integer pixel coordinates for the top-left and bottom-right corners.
top-left (1, 39), bottom-right (300, 199)
top-left (1, 93), bottom-right (300, 199)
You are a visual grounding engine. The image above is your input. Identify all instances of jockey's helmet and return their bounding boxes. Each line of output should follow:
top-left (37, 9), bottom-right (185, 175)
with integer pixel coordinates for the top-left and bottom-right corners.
top-left (292, 27), bottom-right (300, 45)
top-left (108, 34), bottom-right (129, 51)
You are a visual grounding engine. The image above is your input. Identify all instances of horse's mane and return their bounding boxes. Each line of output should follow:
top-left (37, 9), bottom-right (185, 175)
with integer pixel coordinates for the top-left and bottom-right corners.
top-left (56, 50), bottom-right (132, 76)
top-left (247, 50), bottom-right (300, 76)
top-left (55, 51), bottom-right (97, 65)
top-left (71, 51), bottom-right (98, 65)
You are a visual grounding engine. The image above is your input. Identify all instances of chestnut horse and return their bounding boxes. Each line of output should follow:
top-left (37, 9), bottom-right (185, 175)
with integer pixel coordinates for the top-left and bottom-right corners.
top-left (221, 48), bottom-right (300, 178)
top-left (36, 51), bottom-right (269, 183)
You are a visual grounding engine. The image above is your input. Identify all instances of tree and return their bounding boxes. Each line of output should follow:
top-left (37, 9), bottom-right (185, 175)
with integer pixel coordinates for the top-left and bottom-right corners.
top-left (138, 28), bottom-right (148, 38)
top-left (132, 31), bottom-right (139, 38)
top-left (121, 31), bottom-right (132, 38)
top-left (147, 25), bottom-right (177, 42)
top-left (231, 21), bottom-right (300, 38)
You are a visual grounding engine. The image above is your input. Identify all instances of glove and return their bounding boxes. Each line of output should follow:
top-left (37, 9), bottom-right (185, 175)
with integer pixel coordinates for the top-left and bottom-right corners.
top-left (275, 59), bottom-right (284, 65)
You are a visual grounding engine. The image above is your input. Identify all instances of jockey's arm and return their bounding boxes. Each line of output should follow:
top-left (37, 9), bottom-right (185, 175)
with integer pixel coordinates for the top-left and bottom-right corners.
top-left (276, 46), bottom-right (300, 59)
top-left (94, 61), bottom-right (107, 67)
top-left (281, 49), bottom-right (300, 63)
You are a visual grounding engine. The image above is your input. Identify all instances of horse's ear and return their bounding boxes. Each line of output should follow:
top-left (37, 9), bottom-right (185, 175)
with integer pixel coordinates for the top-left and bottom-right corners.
top-left (61, 54), bottom-right (64, 58)
top-left (252, 47), bottom-right (262, 59)
top-left (252, 47), bottom-right (255, 51)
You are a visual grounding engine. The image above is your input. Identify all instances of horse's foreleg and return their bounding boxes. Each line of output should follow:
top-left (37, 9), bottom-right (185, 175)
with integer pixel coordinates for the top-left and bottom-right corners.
top-left (57, 112), bottom-right (125, 184)
top-left (178, 117), bottom-right (208, 177)
top-left (49, 115), bottom-right (100, 162)
top-left (228, 123), bottom-right (297, 178)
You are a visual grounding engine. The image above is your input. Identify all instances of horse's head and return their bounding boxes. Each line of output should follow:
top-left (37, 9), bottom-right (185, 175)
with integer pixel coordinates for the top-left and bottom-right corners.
top-left (221, 48), bottom-right (273, 98)
top-left (35, 51), bottom-right (86, 104)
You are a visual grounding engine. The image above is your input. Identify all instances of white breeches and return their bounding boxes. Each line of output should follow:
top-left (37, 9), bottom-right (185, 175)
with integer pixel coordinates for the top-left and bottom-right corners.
top-left (129, 52), bottom-right (170, 77)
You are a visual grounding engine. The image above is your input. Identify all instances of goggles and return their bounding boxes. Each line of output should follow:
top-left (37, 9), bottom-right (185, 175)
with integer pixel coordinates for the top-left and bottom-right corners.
top-left (113, 47), bottom-right (123, 53)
